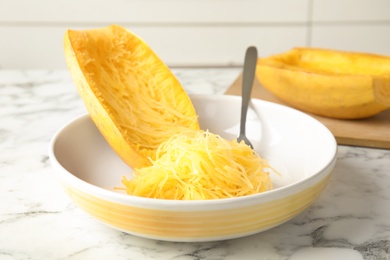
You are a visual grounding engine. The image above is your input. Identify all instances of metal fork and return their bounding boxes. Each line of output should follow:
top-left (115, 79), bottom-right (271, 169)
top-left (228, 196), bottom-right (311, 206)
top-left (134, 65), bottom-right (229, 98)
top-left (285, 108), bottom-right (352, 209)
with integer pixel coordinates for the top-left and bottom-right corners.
top-left (237, 46), bottom-right (258, 149)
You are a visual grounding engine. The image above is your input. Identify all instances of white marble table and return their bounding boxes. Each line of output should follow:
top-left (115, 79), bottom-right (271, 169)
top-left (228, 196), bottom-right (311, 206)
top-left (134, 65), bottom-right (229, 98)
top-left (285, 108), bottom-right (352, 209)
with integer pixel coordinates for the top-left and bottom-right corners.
top-left (1, 69), bottom-right (389, 260)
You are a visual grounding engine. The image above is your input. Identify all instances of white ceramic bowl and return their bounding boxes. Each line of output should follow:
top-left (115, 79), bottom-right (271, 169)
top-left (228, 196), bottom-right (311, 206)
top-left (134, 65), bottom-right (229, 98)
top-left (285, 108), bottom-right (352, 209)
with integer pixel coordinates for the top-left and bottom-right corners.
top-left (49, 94), bottom-right (337, 242)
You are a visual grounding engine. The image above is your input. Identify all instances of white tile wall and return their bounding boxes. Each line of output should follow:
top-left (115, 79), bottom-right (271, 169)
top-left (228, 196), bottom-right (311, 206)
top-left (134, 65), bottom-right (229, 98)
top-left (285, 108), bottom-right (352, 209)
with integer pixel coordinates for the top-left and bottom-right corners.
top-left (135, 26), bottom-right (307, 66)
top-left (312, 0), bottom-right (390, 21)
top-left (310, 0), bottom-right (390, 56)
top-left (0, 0), bottom-right (389, 69)
top-left (311, 24), bottom-right (390, 55)
top-left (0, 0), bottom-right (309, 23)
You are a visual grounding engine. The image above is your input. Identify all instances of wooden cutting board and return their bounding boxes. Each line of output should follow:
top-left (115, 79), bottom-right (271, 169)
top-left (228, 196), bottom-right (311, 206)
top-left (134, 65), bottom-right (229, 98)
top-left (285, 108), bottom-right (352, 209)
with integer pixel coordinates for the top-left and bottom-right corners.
top-left (225, 73), bottom-right (390, 149)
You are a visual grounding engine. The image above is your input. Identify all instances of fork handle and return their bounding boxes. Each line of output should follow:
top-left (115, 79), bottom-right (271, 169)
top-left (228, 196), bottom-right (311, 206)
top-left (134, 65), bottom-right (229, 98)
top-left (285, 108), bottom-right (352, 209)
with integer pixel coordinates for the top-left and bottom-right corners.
top-left (240, 46), bottom-right (258, 135)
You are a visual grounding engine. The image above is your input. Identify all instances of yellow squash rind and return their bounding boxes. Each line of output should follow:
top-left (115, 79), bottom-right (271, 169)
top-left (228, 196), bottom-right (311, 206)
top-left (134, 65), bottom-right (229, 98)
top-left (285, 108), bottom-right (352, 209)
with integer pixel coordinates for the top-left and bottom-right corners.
top-left (373, 76), bottom-right (390, 106)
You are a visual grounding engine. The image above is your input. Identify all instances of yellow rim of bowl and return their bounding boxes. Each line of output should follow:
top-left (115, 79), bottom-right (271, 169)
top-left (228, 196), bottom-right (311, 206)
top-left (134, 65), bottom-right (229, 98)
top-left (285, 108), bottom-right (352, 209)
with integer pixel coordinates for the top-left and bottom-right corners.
top-left (62, 173), bottom-right (331, 240)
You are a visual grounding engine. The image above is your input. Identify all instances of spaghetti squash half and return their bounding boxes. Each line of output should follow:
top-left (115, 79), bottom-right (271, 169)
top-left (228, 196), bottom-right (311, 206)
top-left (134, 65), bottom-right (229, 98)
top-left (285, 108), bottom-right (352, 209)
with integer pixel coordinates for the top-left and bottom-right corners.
top-left (64, 25), bottom-right (199, 168)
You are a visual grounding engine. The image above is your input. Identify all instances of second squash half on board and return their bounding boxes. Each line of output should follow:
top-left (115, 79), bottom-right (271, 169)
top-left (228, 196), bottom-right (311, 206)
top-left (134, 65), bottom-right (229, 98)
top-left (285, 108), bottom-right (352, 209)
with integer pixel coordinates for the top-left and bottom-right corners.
top-left (256, 47), bottom-right (390, 119)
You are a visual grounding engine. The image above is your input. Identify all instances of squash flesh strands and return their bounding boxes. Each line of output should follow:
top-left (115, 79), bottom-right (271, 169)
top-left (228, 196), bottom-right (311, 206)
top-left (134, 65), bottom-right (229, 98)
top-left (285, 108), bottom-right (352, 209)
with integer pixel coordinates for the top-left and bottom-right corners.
top-left (123, 130), bottom-right (274, 200)
top-left (65, 25), bottom-right (274, 200)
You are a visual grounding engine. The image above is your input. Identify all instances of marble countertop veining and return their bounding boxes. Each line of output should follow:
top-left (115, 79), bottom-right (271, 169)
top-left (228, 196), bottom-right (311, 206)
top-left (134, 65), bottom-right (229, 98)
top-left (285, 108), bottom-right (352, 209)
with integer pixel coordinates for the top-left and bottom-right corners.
top-left (0, 69), bottom-right (389, 260)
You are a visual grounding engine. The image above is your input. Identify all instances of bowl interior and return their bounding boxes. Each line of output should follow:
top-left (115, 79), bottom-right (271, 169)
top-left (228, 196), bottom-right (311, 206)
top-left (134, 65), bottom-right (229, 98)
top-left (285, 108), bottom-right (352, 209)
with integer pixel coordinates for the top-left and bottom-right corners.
top-left (51, 94), bottom-right (337, 194)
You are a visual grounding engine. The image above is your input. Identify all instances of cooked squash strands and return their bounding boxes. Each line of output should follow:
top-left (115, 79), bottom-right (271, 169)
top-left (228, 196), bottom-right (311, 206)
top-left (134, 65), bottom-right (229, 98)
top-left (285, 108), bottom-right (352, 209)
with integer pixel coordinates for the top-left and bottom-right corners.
top-left (123, 130), bottom-right (274, 200)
